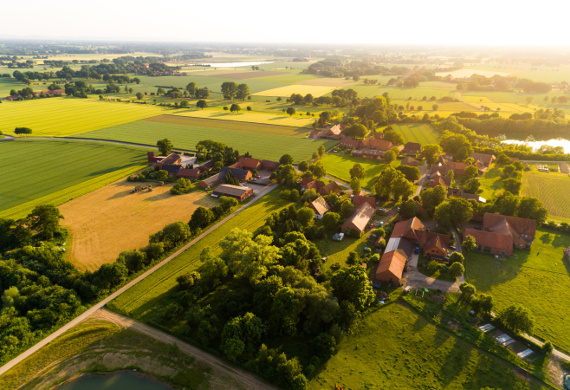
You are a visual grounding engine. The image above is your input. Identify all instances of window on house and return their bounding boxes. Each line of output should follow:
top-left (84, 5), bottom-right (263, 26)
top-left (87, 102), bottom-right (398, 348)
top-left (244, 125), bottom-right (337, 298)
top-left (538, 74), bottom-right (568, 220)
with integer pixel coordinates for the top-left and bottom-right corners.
top-left (484, 247), bottom-right (491, 252)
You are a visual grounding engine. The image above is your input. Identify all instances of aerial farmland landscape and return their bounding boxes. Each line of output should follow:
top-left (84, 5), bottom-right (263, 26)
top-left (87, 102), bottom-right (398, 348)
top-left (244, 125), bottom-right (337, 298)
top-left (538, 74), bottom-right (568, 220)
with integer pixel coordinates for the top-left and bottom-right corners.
top-left (1, 2), bottom-right (570, 390)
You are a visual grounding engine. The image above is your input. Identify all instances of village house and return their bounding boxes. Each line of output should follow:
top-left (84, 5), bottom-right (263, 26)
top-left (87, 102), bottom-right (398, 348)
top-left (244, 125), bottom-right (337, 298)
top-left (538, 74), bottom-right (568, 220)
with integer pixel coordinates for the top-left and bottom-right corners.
top-left (463, 213), bottom-right (536, 257)
top-left (428, 171), bottom-right (453, 189)
top-left (430, 159), bottom-right (470, 177)
top-left (339, 135), bottom-right (363, 149)
top-left (447, 188), bottom-right (486, 203)
top-left (229, 156), bottom-right (261, 171)
top-left (319, 181), bottom-right (342, 196)
top-left (352, 195), bottom-right (375, 209)
top-left (213, 184), bottom-right (253, 202)
top-left (470, 152), bottom-right (496, 172)
top-left (403, 142), bottom-right (422, 156)
top-left (375, 249), bottom-right (408, 284)
top-left (309, 124), bottom-right (345, 140)
top-left (300, 177), bottom-right (325, 192)
top-left (401, 156), bottom-right (419, 167)
top-left (341, 203), bottom-right (375, 236)
top-left (157, 153), bottom-right (182, 170)
top-left (309, 196), bottom-right (330, 219)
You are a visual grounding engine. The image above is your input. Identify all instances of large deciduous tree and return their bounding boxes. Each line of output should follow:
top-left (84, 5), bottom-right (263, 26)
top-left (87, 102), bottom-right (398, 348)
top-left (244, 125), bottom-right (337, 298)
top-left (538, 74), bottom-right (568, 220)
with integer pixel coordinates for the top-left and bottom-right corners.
top-left (433, 197), bottom-right (473, 228)
top-left (221, 81), bottom-right (238, 100)
top-left (157, 138), bottom-right (173, 156)
top-left (330, 266), bottom-right (375, 311)
top-left (27, 205), bottom-right (64, 240)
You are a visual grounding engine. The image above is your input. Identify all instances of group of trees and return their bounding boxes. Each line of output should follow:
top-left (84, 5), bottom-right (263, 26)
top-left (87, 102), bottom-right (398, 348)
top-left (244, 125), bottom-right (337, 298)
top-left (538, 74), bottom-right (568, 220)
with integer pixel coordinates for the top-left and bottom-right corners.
top-left (221, 82), bottom-right (250, 100)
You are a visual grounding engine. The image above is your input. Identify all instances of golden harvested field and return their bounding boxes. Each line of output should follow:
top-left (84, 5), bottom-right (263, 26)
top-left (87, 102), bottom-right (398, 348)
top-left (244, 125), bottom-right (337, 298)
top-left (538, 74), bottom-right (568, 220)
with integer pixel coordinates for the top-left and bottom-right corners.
top-left (253, 84), bottom-right (334, 97)
top-left (172, 108), bottom-right (314, 127)
top-left (295, 77), bottom-right (356, 87)
top-left (59, 180), bottom-right (216, 271)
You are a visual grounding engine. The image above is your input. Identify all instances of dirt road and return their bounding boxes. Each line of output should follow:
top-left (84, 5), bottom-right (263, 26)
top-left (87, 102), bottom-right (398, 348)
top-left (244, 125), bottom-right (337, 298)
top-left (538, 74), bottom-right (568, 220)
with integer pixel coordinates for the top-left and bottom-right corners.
top-left (92, 309), bottom-right (277, 390)
top-left (0, 183), bottom-right (277, 377)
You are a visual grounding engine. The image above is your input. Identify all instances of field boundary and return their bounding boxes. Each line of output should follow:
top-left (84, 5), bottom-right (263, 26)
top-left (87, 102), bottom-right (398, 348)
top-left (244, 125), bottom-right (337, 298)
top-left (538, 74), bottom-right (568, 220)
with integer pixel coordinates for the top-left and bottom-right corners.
top-left (0, 183), bottom-right (277, 377)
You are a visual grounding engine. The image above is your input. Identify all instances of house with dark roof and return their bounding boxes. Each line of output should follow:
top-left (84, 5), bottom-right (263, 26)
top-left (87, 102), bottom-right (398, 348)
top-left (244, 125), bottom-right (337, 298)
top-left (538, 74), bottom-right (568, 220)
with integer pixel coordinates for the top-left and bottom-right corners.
top-left (199, 173), bottom-right (222, 189)
top-left (309, 196), bottom-right (330, 219)
top-left (261, 160), bottom-right (280, 171)
top-left (428, 172), bottom-right (453, 189)
top-left (157, 153), bottom-right (182, 170)
top-left (341, 203), bottom-right (375, 236)
top-left (339, 135), bottom-right (363, 149)
top-left (401, 156), bottom-right (419, 167)
top-left (463, 213), bottom-right (536, 256)
top-left (447, 188), bottom-right (486, 203)
top-left (351, 149), bottom-right (384, 159)
top-left (219, 166), bottom-right (252, 182)
top-left (213, 184), bottom-right (253, 202)
top-left (375, 249), bottom-right (408, 284)
top-left (177, 168), bottom-right (200, 179)
top-left (403, 142), bottom-right (422, 156)
top-left (319, 181), bottom-right (342, 196)
top-left (470, 152), bottom-right (496, 169)
top-left (300, 177), bottom-right (326, 192)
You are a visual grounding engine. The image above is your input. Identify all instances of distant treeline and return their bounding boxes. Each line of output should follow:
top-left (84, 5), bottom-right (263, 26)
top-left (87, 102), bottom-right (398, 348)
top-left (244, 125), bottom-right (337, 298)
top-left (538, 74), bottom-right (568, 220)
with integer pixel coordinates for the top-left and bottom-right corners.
top-left (456, 74), bottom-right (554, 93)
top-left (459, 116), bottom-right (570, 140)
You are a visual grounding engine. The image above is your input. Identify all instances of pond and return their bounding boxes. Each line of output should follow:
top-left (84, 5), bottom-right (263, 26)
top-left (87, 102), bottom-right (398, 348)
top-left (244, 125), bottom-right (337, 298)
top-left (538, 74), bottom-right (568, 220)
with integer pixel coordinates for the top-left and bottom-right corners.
top-left (186, 61), bottom-right (274, 68)
top-left (57, 371), bottom-right (173, 390)
top-left (502, 138), bottom-right (570, 154)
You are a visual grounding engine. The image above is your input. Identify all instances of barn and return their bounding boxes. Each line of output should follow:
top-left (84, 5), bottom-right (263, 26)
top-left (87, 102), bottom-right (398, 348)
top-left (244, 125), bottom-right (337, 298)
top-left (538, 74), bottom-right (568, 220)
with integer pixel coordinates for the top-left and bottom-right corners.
top-left (213, 184), bottom-right (253, 202)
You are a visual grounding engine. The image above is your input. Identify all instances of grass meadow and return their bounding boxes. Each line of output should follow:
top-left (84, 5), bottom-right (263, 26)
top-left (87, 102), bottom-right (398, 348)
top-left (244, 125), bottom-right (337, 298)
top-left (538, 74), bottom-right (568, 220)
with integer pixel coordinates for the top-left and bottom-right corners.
top-left (0, 98), bottom-right (166, 137)
top-left (388, 123), bottom-right (440, 145)
top-left (478, 164), bottom-right (503, 200)
top-left (110, 189), bottom-right (290, 320)
top-left (75, 120), bottom-right (335, 162)
top-left (172, 107), bottom-right (314, 127)
top-left (522, 170), bottom-right (570, 222)
top-left (0, 140), bottom-right (149, 219)
top-left (309, 302), bottom-right (548, 390)
top-left (321, 153), bottom-right (398, 189)
top-left (253, 84), bottom-right (335, 97)
top-left (465, 228), bottom-right (570, 353)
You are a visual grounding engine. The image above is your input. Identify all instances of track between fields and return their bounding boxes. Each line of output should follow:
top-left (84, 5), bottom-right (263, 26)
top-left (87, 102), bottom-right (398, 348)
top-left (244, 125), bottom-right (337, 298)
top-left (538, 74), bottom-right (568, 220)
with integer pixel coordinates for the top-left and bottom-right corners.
top-left (0, 183), bottom-right (278, 377)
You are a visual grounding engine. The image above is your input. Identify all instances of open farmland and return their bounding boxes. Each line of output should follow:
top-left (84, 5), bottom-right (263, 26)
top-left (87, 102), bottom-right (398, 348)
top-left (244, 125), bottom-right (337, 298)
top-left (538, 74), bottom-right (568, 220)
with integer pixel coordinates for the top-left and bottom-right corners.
top-left (309, 303), bottom-right (547, 390)
top-left (74, 120), bottom-right (335, 162)
top-left (465, 228), bottom-right (570, 353)
top-left (172, 108), bottom-right (314, 127)
top-left (389, 123), bottom-right (440, 145)
top-left (294, 77), bottom-right (356, 87)
top-left (0, 140), bottom-right (149, 219)
top-left (0, 98), bottom-right (166, 137)
top-left (321, 153), bottom-right (395, 189)
top-left (110, 189), bottom-right (289, 319)
top-left (253, 84), bottom-right (334, 97)
top-left (522, 170), bottom-right (570, 221)
top-left (59, 180), bottom-right (216, 271)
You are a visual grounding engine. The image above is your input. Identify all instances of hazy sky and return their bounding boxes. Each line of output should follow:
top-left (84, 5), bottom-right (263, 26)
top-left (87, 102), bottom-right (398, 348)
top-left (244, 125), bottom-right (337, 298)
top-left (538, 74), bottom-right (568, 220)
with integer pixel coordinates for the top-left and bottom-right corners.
top-left (1, 0), bottom-right (567, 46)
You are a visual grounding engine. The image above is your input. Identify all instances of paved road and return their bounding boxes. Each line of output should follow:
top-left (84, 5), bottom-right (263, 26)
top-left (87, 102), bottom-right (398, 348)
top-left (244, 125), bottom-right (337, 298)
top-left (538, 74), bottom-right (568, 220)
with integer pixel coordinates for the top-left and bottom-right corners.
top-left (92, 309), bottom-right (276, 389)
top-left (0, 183), bottom-right (278, 377)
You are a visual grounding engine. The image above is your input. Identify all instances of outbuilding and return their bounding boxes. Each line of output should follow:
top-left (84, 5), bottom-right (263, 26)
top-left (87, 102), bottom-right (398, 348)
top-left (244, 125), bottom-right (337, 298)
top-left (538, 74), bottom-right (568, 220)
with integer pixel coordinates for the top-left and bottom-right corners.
top-left (213, 184), bottom-right (253, 202)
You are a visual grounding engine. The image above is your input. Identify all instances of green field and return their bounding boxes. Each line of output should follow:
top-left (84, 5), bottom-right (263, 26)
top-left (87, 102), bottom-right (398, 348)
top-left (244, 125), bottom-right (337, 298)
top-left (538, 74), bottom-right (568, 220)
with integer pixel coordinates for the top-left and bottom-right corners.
top-left (389, 123), bottom-right (440, 145)
top-left (321, 153), bottom-right (396, 189)
top-left (0, 140), bottom-right (149, 218)
top-left (465, 228), bottom-right (570, 353)
top-left (110, 189), bottom-right (290, 318)
top-left (522, 170), bottom-right (570, 222)
top-left (0, 98), bottom-right (166, 137)
top-left (478, 164), bottom-right (503, 199)
top-left (75, 120), bottom-right (334, 162)
top-left (173, 107), bottom-right (314, 127)
top-left (309, 303), bottom-right (548, 390)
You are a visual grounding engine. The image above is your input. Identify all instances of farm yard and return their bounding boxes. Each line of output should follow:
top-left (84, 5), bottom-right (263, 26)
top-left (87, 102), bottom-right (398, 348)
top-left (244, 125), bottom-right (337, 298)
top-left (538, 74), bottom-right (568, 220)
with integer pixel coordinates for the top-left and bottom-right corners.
top-left (308, 303), bottom-right (547, 390)
top-left (0, 140), bottom-right (150, 219)
top-left (465, 228), bottom-right (570, 354)
top-left (59, 179), bottom-right (216, 271)
top-left (0, 98), bottom-right (166, 137)
top-left (388, 123), bottom-right (440, 145)
top-left (74, 119), bottom-right (335, 162)
top-left (522, 170), bottom-right (570, 222)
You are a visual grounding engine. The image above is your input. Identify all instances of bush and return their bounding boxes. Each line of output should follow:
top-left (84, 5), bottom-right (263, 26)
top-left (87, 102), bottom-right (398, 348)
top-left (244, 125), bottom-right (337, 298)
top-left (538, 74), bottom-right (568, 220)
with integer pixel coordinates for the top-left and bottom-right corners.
top-left (427, 260), bottom-right (440, 272)
top-left (14, 127), bottom-right (32, 134)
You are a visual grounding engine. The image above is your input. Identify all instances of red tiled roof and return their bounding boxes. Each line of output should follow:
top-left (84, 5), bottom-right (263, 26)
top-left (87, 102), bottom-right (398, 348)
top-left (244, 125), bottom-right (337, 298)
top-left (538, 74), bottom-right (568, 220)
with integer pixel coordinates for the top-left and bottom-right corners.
top-left (353, 195), bottom-right (375, 209)
top-left (341, 203), bottom-right (375, 234)
top-left (401, 156), bottom-right (419, 166)
top-left (470, 152), bottom-right (496, 167)
top-left (364, 138), bottom-right (393, 151)
top-left (310, 196), bottom-right (330, 216)
top-left (375, 249), bottom-right (407, 283)
top-left (319, 181), bottom-right (341, 196)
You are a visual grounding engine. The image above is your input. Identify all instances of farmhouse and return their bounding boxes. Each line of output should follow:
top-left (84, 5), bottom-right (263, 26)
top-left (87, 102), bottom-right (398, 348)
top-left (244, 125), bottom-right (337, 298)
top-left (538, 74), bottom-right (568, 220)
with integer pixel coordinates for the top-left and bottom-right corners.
top-left (470, 152), bottom-right (496, 171)
top-left (463, 213), bottom-right (536, 256)
top-left (147, 152), bottom-right (165, 163)
top-left (309, 196), bottom-right (330, 219)
top-left (213, 184), bottom-right (253, 202)
top-left (230, 156), bottom-right (262, 171)
top-left (388, 217), bottom-right (451, 261)
top-left (352, 195), bottom-right (375, 209)
top-left (341, 203), bottom-right (375, 236)
top-left (363, 138), bottom-right (394, 151)
top-left (403, 142), bottom-right (422, 156)
top-left (199, 173), bottom-right (222, 189)
top-left (401, 156), bottom-right (419, 167)
top-left (261, 160), bottom-right (280, 171)
top-left (428, 172), bottom-right (452, 189)
top-left (219, 166), bottom-right (252, 182)
top-left (431, 159), bottom-right (470, 177)
top-left (339, 135), bottom-right (363, 149)
top-left (375, 249), bottom-right (408, 284)
top-left (310, 124), bottom-right (346, 140)
top-left (300, 177), bottom-right (325, 192)
top-left (448, 188), bottom-right (486, 203)
top-left (319, 181), bottom-right (341, 196)
top-left (157, 153), bottom-right (182, 170)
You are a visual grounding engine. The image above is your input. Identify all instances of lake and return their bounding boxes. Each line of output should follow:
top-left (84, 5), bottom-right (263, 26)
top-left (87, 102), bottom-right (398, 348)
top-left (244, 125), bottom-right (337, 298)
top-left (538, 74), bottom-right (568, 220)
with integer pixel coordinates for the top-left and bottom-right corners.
top-left (187, 61), bottom-right (274, 68)
top-left (56, 371), bottom-right (173, 390)
top-left (502, 138), bottom-right (570, 154)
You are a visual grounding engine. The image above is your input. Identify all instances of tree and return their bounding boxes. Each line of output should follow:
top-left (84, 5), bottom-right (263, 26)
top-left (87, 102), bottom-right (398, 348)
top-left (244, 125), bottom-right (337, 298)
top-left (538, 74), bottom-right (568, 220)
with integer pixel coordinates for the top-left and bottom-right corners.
top-left (286, 107), bottom-right (296, 116)
top-left (280, 154), bottom-right (294, 165)
top-left (297, 207), bottom-right (315, 227)
top-left (27, 205), bottom-right (63, 240)
top-left (322, 212), bottom-right (340, 232)
top-left (383, 128), bottom-right (404, 145)
top-left (448, 252), bottom-right (464, 264)
top-left (186, 81), bottom-right (197, 97)
top-left (432, 104), bottom-right (439, 110)
top-left (542, 341), bottom-right (553, 355)
top-left (330, 266), bottom-right (375, 311)
top-left (383, 150), bottom-right (396, 164)
top-left (473, 293), bottom-right (494, 315)
top-left (230, 103), bottom-right (241, 113)
top-left (157, 138), bottom-right (173, 156)
top-left (311, 333), bottom-right (337, 360)
top-left (434, 197), bottom-right (473, 228)
top-left (342, 124), bottom-right (367, 139)
top-left (502, 178), bottom-right (522, 195)
top-left (420, 185), bottom-right (447, 215)
top-left (421, 144), bottom-right (442, 166)
top-left (396, 165), bottom-right (420, 182)
top-left (221, 312), bottom-right (262, 362)
top-left (448, 262), bottom-right (465, 278)
top-left (497, 304), bottom-right (534, 334)
top-left (309, 161), bottom-right (326, 178)
top-left (273, 164), bottom-right (298, 186)
top-left (221, 81), bottom-right (238, 100)
top-left (196, 87), bottom-right (210, 99)
top-left (462, 235), bottom-right (477, 252)
top-left (349, 163), bottom-right (365, 180)
top-left (318, 145), bottom-right (326, 158)
top-left (392, 176), bottom-right (415, 201)
top-left (517, 197), bottom-right (547, 225)
top-left (196, 99), bottom-right (208, 110)
top-left (340, 200), bottom-right (355, 219)
top-left (179, 100), bottom-right (190, 108)
top-left (463, 178), bottom-right (481, 194)
top-left (400, 199), bottom-right (418, 219)
top-left (136, 92), bottom-right (144, 100)
top-left (189, 207), bottom-right (215, 230)
top-left (298, 160), bottom-right (309, 172)
top-left (459, 282), bottom-right (476, 301)
top-left (350, 178), bottom-right (361, 194)
top-left (464, 165), bottom-right (478, 179)
top-left (235, 83), bottom-right (250, 100)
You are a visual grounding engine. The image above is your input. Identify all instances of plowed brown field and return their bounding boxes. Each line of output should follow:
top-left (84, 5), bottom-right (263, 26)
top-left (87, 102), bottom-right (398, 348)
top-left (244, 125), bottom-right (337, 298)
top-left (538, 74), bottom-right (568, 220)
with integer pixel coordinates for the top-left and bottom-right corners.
top-left (59, 180), bottom-right (216, 271)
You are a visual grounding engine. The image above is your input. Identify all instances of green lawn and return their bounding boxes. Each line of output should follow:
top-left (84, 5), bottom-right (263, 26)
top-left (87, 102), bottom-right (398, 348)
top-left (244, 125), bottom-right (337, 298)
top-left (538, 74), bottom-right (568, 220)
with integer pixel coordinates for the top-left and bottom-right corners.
top-left (522, 170), bottom-right (570, 221)
top-left (0, 140), bottom-right (150, 219)
top-left (309, 303), bottom-right (548, 390)
top-left (478, 164), bottom-right (503, 199)
top-left (74, 120), bottom-right (334, 163)
top-left (465, 227), bottom-right (570, 353)
top-left (389, 123), bottom-right (440, 145)
top-left (110, 189), bottom-right (290, 320)
top-left (321, 153), bottom-right (397, 189)
top-left (0, 97), bottom-right (167, 137)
